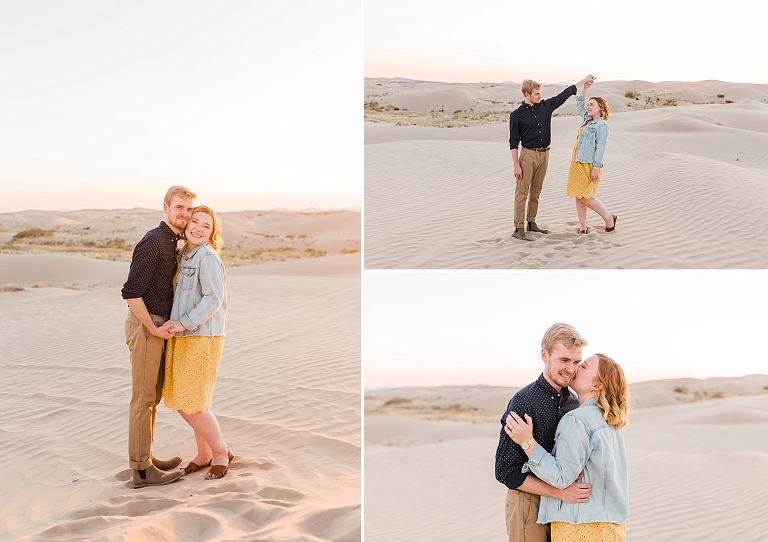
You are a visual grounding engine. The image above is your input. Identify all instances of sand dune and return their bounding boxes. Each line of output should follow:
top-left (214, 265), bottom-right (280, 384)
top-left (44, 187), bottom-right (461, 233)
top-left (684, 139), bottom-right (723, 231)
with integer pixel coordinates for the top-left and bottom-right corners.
top-left (364, 380), bottom-right (768, 542)
top-left (0, 207), bottom-right (360, 265)
top-left (364, 81), bottom-right (768, 268)
top-left (0, 224), bottom-right (360, 540)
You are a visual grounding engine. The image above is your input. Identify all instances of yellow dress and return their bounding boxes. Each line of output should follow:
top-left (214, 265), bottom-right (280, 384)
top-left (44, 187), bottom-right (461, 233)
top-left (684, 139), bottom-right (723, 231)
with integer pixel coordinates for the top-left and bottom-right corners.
top-left (551, 521), bottom-right (626, 542)
top-left (162, 263), bottom-right (225, 414)
top-left (566, 124), bottom-right (603, 199)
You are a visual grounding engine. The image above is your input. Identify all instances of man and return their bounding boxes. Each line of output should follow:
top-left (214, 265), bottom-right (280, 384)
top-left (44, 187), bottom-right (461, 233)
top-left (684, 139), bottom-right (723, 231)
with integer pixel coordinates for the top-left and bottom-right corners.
top-left (121, 185), bottom-right (196, 488)
top-left (509, 75), bottom-right (595, 241)
top-left (495, 322), bottom-right (593, 541)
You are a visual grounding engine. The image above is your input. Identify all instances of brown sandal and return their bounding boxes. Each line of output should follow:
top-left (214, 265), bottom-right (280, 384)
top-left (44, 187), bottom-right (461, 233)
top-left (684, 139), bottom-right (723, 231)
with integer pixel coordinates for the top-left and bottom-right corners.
top-left (206, 449), bottom-right (235, 480)
top-left (606, 215), bottom-right (617, 232)
top-left (181, 460), bottom-right (211, 475)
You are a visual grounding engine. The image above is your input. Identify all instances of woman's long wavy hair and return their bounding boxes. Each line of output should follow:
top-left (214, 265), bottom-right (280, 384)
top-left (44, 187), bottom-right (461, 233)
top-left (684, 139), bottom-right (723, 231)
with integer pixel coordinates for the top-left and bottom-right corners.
top-left (190, 205), bottom-right (224, 253)
top-left (595, 353), bottom-right (629, 428)
top-left (590, 96), bottom-right (611, 121)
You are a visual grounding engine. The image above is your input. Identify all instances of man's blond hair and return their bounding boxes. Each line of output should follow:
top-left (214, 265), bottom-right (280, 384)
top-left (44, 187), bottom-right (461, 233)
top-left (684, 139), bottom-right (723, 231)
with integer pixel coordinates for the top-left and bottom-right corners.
top-left (541, 322), bottom-right (587, 353)
top-left (163, 185), bottom-right (197, 206)
top-left (521, 79), bottom-right (542, 97)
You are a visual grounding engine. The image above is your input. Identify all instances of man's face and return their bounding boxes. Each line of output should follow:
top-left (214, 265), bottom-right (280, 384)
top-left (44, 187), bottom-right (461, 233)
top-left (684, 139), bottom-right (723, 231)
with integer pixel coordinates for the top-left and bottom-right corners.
top-left (164, 195), bottom-right (194, 233)
top-left (525, 88), bottom-right (542, 104)
top-left (541, 341), bottom-right (582, 390)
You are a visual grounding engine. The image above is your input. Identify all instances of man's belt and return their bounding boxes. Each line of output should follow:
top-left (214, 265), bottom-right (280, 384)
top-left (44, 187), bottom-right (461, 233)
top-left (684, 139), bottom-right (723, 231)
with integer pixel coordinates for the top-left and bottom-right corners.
top-left (524, 147), bottom-right (550, 152)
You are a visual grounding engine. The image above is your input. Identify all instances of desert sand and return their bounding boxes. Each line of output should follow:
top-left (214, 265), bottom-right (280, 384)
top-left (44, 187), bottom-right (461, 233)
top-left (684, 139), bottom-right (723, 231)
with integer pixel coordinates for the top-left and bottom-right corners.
top-left (364, 79), bottom-right (768, 268)
top-left (365, 376), bottom-right (768, 541)
top-left (364, 375), bottom-right (768, 541)
top-left (0, 209), bottom-right (360, 541)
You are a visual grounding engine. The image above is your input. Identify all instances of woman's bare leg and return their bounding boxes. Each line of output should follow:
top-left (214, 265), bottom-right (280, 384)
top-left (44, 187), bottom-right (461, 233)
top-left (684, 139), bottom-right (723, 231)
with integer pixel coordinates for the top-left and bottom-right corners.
top-left (575, 198), bottom-right (588, 231)
top-left (578, 197), bottom-right (614, 227)
top-left (179, 409), bottom-right (228, 471)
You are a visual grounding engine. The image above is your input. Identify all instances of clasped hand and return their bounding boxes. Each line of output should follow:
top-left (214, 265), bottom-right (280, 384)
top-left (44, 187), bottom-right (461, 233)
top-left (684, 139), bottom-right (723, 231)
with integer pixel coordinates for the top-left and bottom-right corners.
top-left (154, 319), bottom-right (185, 339)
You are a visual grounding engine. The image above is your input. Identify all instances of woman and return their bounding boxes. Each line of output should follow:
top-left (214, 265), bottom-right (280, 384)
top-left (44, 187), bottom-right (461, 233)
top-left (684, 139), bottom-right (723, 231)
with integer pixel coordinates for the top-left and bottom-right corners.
top-left (566, 79), bottom-right (617, 234)
top-left (160, 205), bottom-right (234, 480)
top-left (506, 354), bottom-right (629, 542)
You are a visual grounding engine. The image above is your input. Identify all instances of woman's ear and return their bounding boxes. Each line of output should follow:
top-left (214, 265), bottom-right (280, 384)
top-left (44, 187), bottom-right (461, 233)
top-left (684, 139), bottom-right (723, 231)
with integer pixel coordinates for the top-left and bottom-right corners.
top-left (593, 379), bottom-right (604, 392)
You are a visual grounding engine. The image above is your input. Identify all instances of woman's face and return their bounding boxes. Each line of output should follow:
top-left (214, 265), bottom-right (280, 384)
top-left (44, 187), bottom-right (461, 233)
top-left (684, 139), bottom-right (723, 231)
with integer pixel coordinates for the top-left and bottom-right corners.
top-left (571, 355), bottom-right (600, 395)
top-left (587, 99), bottom-right (602, 118)
top-left (185, 211), bottom-right (214, 247)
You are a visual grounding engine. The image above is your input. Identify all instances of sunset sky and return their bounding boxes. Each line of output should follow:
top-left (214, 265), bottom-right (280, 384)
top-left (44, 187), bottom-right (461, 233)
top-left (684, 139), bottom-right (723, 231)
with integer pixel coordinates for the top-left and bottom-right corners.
top-left (365, 0), bottom-right (766, 85)
top-left (364, 271), bottom-right (767, 389)
top-left (1, 1), bottom-right (361, 212)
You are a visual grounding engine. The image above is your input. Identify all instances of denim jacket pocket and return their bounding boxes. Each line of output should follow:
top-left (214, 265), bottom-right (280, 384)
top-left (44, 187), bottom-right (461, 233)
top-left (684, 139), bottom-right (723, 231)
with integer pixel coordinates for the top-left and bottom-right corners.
top-left (179, 266), bottom-right (197, 290)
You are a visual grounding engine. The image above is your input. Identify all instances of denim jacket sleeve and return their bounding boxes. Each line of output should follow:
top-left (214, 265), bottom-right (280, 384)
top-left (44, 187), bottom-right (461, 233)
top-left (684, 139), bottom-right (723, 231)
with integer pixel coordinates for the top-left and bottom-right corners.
top-left (575, 96), bottom-right (591, 124)
top-left (592, 122), bottom-right (609, 168)
top-left (179, 251), bottom-right (226, 331)
top-left (521, 412), bottom-right (591, 489)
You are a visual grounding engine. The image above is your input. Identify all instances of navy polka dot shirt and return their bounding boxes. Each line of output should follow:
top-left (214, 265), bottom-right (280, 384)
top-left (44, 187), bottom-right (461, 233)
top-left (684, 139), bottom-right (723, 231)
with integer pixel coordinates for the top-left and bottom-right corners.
top-left (495, 373), bottom-right (579, 490)
top-left (121, 221), bottom-right (181, 317)
top-left (509, 84), bottom-right (577, 150)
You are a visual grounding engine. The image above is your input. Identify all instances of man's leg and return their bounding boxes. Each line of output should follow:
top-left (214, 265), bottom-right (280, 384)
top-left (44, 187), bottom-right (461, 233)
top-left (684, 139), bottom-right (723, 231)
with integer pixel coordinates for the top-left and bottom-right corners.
top-left (505, 489), bottom-right (550, 542)
top-left (514, 149), bottom-right (535, 230)
top-left (126, 310), bottom-right (167, 470)
top-left (526, 150), bottom-right (549, 224)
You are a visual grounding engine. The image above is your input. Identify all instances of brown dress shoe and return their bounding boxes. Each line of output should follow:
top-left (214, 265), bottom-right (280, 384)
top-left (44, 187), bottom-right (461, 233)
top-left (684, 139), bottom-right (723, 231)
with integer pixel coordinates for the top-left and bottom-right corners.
top-left (133, 465), bottom-right (184, 488)
top-left (512, 228), bottom-right (533, 241)
top-left (527, 221), bottom-right (549, 234)
top-left (152, 455), bottom-right (183, 471)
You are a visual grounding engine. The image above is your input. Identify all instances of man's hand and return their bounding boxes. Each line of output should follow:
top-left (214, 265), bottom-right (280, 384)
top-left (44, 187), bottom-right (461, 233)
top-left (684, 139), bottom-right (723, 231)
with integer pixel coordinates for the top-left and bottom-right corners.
top-left (150, 324), bottom-right (175, 340)
top-left (158, 319), bottom-right (185, 336)
top-left (578, 74), bottom-right (595, 87)
top-left (514, 163), bottom-right (523, 180)
top-left (557, 476), bottom-right (592, 503)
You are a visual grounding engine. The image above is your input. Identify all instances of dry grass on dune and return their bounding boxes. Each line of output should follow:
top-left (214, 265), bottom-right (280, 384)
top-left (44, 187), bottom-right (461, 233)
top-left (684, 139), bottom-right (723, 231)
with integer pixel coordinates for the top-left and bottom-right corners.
top-left (0, 208), bottom-right (360, 265)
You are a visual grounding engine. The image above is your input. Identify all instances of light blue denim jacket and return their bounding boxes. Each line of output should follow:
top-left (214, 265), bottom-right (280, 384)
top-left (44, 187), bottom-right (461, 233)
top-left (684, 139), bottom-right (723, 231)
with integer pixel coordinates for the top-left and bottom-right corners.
top-left (522, 398), bottom-right (628, 525)
top-left (169, 242), bottom-right (227, 336)
top-left (574, 96), bottom-right (610, 168)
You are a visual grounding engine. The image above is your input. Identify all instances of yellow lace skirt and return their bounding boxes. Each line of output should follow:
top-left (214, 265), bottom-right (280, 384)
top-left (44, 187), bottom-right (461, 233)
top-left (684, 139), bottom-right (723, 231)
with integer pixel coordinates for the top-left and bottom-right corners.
top-left (163, 335), bottom-right (225, 414)
top-left (566, 125), bottom-right (602, 199)
top-left (551, 522), bottom-right (626, 542)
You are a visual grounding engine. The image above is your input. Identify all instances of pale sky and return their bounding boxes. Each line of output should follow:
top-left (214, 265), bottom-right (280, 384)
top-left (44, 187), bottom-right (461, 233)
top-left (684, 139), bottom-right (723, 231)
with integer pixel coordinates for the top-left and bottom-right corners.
top-left (364, 271), bottom-right (768, 389)
top-left (365, 0), bottom-right (766, 85)
top-left (0, 1), bottom-right (361, 212)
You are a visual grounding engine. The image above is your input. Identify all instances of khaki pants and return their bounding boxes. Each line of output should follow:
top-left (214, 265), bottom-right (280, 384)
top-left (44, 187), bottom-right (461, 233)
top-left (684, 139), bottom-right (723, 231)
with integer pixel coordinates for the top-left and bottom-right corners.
top-left (505, 489), bottom-right (550, 542)
top-left (514, 148), bottom-right (550, 229)
top-left (125, 310), bottom-right (167, 470)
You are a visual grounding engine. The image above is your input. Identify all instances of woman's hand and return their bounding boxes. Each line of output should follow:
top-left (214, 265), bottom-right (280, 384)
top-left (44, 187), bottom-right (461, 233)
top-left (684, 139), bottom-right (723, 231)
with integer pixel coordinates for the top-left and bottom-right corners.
top-left (590, 167), bottom-right (600, 181)
top-left (505, 411), bottom-right (534, 444)
top-left (583, 78), bottom-right (594, 90)
top-left (158, 319), bottom-right (185, 335)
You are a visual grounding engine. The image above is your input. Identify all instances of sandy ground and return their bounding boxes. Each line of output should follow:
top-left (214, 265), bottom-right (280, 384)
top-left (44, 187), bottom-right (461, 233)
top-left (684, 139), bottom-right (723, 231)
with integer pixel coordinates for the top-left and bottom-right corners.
top-left (364, 80), bottom-right (768, 268)
top-left (364, 376), bottom-right (768, 541)
top-left (0, 211), bottom-right (360, 541)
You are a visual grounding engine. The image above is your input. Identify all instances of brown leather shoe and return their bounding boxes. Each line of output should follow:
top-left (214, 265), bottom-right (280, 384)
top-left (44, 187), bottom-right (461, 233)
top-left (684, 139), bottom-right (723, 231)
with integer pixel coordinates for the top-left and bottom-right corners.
top-left (133, 465), bottom-right (184, 488)
top-left (152, 455), bottom-right (182, 471)
top-left (206, 449), bottom-right (235, 480)
top-left (512, 228), bottom-right (533, 241)
top-left (606, 214), bottom-right (617, 232)
top-left (527, 222), bottom-right (549, 234)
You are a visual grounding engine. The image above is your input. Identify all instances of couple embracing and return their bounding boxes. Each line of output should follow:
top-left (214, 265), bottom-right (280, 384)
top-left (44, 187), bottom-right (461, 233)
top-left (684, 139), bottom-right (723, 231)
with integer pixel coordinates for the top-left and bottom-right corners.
top-left (495, 323), bottom-right (630, 542)
top-left (510, 75), bottom-right (617, 240)
top-left (121, 185), bottom-right (233, 488)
